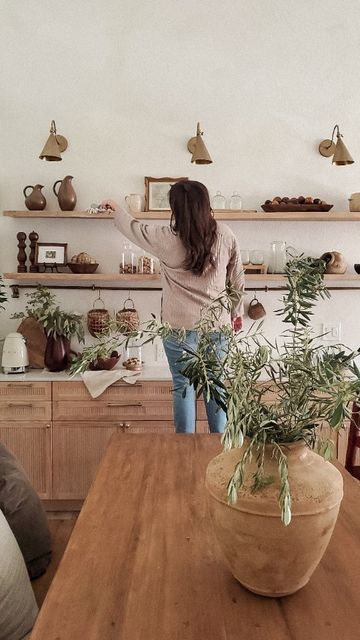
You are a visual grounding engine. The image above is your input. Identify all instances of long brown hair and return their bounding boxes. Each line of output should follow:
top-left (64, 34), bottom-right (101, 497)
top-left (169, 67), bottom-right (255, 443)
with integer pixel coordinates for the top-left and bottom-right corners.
top-left (169, 180), bottom-right (217, 275)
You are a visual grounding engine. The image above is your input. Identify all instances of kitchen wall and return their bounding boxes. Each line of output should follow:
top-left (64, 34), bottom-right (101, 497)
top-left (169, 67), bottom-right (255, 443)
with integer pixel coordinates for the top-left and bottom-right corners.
top-left (1, 0), bottom-right (360, 361)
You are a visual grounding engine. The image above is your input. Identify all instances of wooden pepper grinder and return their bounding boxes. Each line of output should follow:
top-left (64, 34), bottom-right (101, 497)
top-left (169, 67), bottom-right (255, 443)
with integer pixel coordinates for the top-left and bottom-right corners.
top-left (17, 232), bottom-right (27, 272)
top-left (29, 230), bottom-right (39, 272)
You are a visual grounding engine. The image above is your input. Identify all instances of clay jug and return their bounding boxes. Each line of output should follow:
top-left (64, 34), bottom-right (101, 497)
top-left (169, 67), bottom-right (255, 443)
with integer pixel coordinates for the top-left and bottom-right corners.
top-left (320, 251), bottom-right (347, 274)
top-left (206, 441), bottom-right (343, 597)
top-left (23, 184), bottom-right (46, 211)
top-left (53, 176), bottom-right (77, 211)
top-left (44, 335), bottom-right (71, 372)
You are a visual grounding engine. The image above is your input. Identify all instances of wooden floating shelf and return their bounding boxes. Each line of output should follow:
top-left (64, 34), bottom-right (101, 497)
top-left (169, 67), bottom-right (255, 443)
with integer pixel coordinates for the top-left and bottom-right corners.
top-left (4, 272), bottom-right (360, 283)
top-left (4, 210), bottom-right (360, 221)
top-left (3, 273), bottom-right (160, 282)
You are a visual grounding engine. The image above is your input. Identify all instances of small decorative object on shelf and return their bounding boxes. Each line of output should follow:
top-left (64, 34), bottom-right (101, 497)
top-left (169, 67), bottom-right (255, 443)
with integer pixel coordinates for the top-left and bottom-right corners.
top-left (249, 250), bottom-right (264, 265)
top-left (320, 251), bottom-right (347, 274)
top-left (138, 254), bottom-right (155, 274)
top-left (29, 231), bottom-right (39, 272)
top-left (35, 242), bottom-right (67, 273)
top-left (125, 194), bottom-right (142, 213)
top-left (68, 251), bottom-right (98, 273)
top-left (16, 232), bottom-right (27, 273)
top-left (123, 344), bottom-right (142, 371)
top-left (211, 191), bottom-right (226, 209)
top-left (120, 242), bottom-right (137, 274)
top-left (89, 350), bottom-right (120, 371)
top-left (86, 203), bottom-right (110, 215)
top-left (229, 191), bottom-right (242, 210)
top-left (262, 196), bottom-right (333, 212)
top-left (23, 184), bottom-right (46, 211)
top-left (53, 175), bottom-right (77, 211)
top-left (348, 193), bottom-right (360, 212)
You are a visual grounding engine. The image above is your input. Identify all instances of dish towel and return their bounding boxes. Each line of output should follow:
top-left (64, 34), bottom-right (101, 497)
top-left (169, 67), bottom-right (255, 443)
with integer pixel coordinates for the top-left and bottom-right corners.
top-left (81, 369), bottom-right (141, 399)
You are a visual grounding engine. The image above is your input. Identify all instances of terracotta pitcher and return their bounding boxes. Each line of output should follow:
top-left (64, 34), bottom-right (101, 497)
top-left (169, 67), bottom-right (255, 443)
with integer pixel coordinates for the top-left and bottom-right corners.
top-left (53, 175), bottom-right (77, 211)
top-left (23, 184), bottom-right (46, 210)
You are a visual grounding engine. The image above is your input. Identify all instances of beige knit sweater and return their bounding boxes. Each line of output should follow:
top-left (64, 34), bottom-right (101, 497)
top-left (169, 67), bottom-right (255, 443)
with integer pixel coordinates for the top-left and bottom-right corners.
top-left (114, 206), bottom-right (244, 329)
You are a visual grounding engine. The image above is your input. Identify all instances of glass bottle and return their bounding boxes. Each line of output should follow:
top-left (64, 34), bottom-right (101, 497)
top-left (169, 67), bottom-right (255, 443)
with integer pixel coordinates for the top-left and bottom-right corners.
top-left (119, 242), bottom-right (137, 274)
top-left (212, 191), bottom-right (226, 209)
top-left (229, 191), bottom-right (242, 210)
top-left (123, 343), bottom-right (143, 370)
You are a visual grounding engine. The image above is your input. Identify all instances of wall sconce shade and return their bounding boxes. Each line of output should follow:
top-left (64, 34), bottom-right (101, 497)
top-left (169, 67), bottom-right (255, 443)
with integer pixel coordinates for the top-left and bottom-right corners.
top-left (319, 124), bottom-right (354, 165)
top-left (39, 120), bottom-right (68, 161)
top-left (187, 122), bottom-right (212, 164)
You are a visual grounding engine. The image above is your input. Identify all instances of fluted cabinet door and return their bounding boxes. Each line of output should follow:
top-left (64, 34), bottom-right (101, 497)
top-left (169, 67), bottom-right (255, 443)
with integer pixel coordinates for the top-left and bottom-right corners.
top-left (0, 422), bottom-right (52, 498)
top-left (52, 422), bottom-right (118, 499)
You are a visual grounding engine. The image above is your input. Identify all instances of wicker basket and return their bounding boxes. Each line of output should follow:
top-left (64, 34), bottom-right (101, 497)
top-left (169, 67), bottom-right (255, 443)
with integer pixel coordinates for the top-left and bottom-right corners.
top-left (87, 296), bottom-right (110, 337)
top-left (116, 297), bottom-right (140, 334)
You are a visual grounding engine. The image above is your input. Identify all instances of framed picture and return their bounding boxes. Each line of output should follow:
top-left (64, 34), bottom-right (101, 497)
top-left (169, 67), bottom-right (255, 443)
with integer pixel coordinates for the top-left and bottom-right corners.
top-left (35, 242), bottom-right (68, 266)
top-left (144, 176), bottom-right (188, 211)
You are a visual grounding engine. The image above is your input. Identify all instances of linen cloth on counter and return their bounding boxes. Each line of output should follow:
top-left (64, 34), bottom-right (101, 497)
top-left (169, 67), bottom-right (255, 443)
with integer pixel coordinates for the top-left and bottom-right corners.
top-left (81, 369), bottom-right (140, 398)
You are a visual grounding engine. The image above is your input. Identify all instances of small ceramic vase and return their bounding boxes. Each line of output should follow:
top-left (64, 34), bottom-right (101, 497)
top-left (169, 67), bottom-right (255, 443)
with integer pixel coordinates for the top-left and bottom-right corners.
top-left (53, 175), bottom-right (77, 211)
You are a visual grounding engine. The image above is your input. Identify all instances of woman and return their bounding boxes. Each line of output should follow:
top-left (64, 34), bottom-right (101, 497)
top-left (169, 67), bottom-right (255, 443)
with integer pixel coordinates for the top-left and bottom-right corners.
top-left (102, 180), bottom-right (244, 433)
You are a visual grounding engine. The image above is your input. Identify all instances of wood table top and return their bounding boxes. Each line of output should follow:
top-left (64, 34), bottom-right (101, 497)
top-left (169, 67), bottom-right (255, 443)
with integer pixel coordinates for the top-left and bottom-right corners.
top-left (30, 434), bottom-right (360, 640)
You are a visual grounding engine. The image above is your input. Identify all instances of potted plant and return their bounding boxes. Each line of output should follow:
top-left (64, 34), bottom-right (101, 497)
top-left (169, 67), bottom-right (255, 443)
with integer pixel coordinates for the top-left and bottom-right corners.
top-left (173, 256), bottom-right (360, 596)
top-left (11, 286), bottom-right (84, 372)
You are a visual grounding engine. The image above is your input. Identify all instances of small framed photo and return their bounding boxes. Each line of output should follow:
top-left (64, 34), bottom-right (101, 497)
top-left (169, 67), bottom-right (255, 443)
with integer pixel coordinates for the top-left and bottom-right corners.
top-left (35, 242), bottom-right (68, 266)
top-left (144, 176), bottom-right (188, 211)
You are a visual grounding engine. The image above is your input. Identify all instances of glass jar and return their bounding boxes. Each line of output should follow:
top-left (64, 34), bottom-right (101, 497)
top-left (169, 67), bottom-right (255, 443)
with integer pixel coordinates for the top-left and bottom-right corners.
top-left (138, 253), bottom-right (155, 274)
top-left (123, 343), bottom-right (142, 371)
top-left (240, 249), bottom-right (250, 265)
top-left (250, 250), bottom-right (264, 265)
top-left (211, 191), bottom-right (226, 209)
top-left (119, 242), bottom-right (137, 274)
top-left (229, 191), bottom-right (242, 210)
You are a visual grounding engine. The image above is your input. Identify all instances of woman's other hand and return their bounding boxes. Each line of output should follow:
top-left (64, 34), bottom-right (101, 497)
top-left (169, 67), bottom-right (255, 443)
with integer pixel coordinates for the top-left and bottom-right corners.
top-left (100, 199), bottom-right (119, 211)
top-left (232, 316), bottom-right (243, 332)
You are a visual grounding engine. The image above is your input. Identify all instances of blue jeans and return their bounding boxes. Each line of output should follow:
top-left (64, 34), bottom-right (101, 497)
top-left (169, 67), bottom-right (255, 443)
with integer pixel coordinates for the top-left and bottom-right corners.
top-left (163, 331), bottom-right (227, 434)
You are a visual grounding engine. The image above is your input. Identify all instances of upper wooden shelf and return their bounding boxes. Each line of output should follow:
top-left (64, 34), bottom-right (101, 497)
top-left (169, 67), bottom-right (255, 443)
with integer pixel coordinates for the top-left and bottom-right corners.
top-left (4, 272), bottom-right (360, 283)
top-left (3, 210), bottom-right (360, 221)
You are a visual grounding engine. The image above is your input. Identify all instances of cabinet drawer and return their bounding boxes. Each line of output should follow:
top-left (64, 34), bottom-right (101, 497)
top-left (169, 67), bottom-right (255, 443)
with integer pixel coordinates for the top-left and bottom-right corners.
top-left (53, 380), bottom-right (172, 402)
top-left (0, 401), bottom-right (51, 421)
top-left (0, 381), bottom-right (51, 401)
top-left (53, 399), bottom-right (173, 421)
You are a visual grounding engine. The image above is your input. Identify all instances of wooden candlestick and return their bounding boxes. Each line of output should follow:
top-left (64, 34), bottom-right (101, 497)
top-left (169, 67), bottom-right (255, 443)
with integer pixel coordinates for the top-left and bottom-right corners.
top-left (17, 232), bottom-right (27, 272)
top-left (29, 230), bottom-right (39, 272)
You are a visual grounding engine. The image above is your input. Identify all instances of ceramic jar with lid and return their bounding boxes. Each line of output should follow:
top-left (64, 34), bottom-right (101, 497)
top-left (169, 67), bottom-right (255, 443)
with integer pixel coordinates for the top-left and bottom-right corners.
top-left (211, 191), bottom-right (226, 209)
top-left (229, 191), bottom-right (242, 210)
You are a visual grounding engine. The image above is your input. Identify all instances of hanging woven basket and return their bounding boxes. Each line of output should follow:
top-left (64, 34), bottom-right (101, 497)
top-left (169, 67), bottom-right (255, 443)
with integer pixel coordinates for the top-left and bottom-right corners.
top-left (87, 295), bottom-right (110, 337)
top-left (116, 296), bottom-right (140, 334)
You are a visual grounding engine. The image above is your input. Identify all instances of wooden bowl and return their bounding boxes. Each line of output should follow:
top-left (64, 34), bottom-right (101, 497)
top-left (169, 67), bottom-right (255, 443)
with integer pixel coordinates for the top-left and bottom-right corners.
top-left (68, 263), bottom-right (99, 274)
top-left (261, 204), bottom-right (333, 213)
top-left (89, 352), bottom-right (120, 371)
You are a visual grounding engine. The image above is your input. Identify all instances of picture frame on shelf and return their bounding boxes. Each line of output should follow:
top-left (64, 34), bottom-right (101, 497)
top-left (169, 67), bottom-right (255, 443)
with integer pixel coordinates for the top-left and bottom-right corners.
top-left (35, 242), bottom-right (68, 267)
top-left (144, 176), bottom-right (188, 211)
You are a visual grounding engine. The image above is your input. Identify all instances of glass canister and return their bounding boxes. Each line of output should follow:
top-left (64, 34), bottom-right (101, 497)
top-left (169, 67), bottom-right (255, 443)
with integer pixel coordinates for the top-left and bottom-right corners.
top-left (138, 253), bottom-right (155, 274)
top-left (123, 344), bottom-right (142, 371)
top-left (268, 241), bottom-right (287, 273)
top-left (211, 191), bottom-right (226, 209)
top-left (119, 242), bottom-right (137, 274)
top-left (229, 191), bottom-right (242, 210)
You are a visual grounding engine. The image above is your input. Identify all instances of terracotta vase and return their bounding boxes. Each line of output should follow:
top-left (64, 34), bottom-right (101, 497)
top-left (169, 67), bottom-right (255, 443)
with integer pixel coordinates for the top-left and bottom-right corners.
top-left (53, 176), bottom-right (77, 211)
top-left (23, 184), bottom-right (46, 211)
top-left (44, 335), bottom-right (71, 372)
top-left (206, 441), bottom-right (343, 597)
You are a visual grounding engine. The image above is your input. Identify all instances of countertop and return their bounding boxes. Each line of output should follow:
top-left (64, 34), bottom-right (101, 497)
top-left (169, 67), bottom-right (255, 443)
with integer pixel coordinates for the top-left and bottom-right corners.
top-left (0, 364), bottom-right (172, 382)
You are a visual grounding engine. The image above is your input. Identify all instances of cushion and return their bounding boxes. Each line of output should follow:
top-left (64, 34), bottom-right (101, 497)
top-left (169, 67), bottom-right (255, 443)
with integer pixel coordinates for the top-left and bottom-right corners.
top-left (0, 510), bottom-right (38, 640)
top-left (0, 444), bottom-right (52, 579)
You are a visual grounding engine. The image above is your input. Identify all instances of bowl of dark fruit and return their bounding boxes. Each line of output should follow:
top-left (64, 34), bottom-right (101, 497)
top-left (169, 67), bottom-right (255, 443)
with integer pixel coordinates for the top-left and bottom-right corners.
top-left (354, 264), bottom-right (360, 274)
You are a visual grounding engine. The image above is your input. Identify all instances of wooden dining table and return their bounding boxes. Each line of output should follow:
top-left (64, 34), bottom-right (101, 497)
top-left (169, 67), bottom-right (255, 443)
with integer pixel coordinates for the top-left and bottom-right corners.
top-left (30, 433), bottom-right (360, 640)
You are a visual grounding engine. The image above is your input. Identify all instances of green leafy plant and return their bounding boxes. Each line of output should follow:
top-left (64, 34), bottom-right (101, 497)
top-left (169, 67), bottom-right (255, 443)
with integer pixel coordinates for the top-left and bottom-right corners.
top-left (11, 286), bottom-right (84, 342)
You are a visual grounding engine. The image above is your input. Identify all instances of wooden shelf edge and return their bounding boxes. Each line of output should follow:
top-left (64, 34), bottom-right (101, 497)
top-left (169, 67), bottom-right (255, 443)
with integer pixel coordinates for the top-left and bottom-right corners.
top-left (4, 272), bottom-right (360, 283)
top-left (3, 273), bottom-right (161, 282)
top-left (4, 210), bottom-right (360, 221)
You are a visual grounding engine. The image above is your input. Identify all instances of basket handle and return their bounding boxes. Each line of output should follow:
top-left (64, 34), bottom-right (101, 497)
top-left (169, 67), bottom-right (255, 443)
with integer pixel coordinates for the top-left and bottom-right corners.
top-left (122, 295), bottom-right (135, 310)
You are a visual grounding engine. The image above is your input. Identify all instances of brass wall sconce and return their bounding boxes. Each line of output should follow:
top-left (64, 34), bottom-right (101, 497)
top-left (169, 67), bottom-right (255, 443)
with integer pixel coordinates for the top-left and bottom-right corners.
top-left (318, 124), bottom-right (354, 165)
top-left (39, 120), bottom-right (68, 161)
top-left (187, 122), bottom-right (212, 164)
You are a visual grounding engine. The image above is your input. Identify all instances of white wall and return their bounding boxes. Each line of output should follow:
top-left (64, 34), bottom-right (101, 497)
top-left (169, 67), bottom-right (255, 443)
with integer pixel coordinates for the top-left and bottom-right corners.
top-left (1, 0), bottom-right (360, 359)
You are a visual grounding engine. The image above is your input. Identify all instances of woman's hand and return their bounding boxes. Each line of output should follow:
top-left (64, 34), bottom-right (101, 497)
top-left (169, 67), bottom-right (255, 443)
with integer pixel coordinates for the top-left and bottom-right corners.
top-left (232, 316), bottom-right (243, 332)
top-left (100, 199), bottom-right (119, 211)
